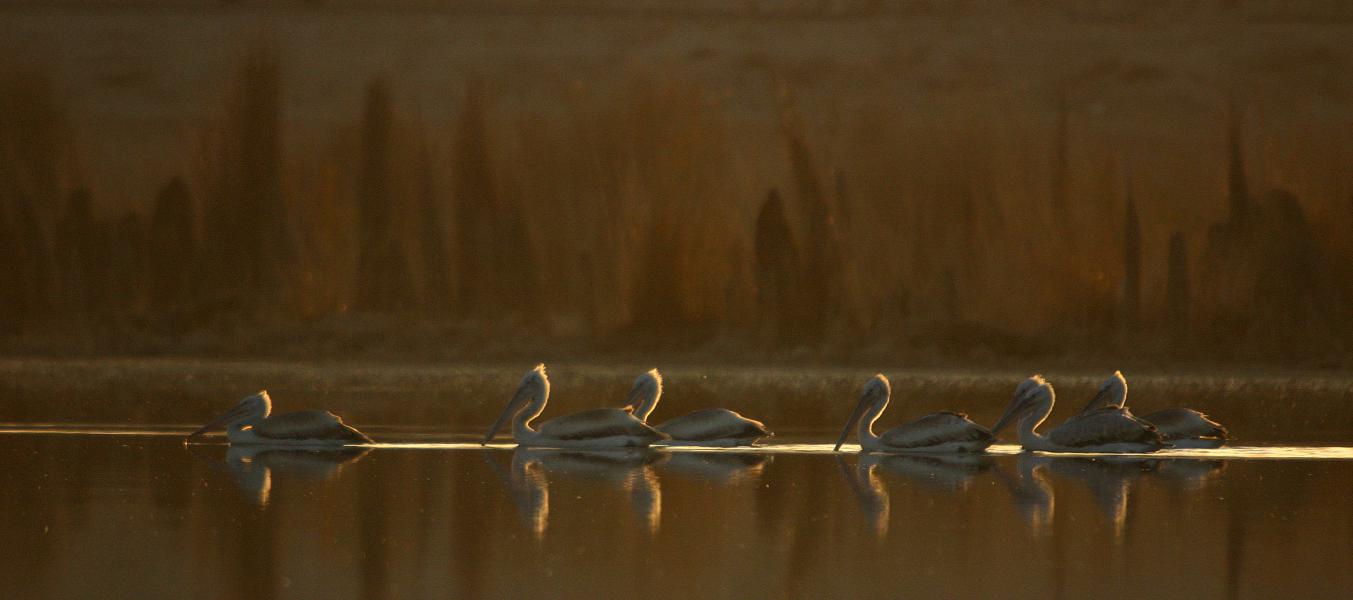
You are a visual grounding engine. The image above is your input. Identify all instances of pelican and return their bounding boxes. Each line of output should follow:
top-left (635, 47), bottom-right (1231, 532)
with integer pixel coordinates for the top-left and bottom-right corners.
top-left (623, 369), bottom-right (773, 446)
top-left (1081, 371), bottom-right (1229, 448)
top-left (482, 364), bottom-right (667, 448)
top-left (833, 374), bottom-right (994, 453)
top-left (993, 376), bottom-right (1164, 453)
top-left (187, 390), bottom-right (372, 446)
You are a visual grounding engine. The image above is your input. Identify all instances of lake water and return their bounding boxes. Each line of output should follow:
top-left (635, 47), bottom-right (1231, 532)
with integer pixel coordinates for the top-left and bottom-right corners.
top-left (2, 429), bottom-right (1352, 599)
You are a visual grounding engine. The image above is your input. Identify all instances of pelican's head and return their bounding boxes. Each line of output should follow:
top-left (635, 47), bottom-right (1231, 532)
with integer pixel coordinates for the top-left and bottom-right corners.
top-left (187, 391), bottom-right (272, 439)
top-left (1081, 370), bottom-right (1128, 413)
top-left (483, 364), bottom-right (550, 445)
top-left (992, 376), bottom-right (1053, 435)
top-left (834, 374), bottom-right (891, 451)
top-left (622, 369), bottom-right (663, 422)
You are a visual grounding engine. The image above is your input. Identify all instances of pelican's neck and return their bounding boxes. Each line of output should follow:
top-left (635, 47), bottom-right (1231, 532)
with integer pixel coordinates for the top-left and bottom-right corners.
top-left (634, 388), bottom-right (660, 423)
top-left (858, 397), bottom-right (888, 451)
top-left (1018, 395), bottom-right (1057, 451)
top-left (512, 379), bottom-right (550, 442)
top-left (1111, 382), bottom-right (1127, 408)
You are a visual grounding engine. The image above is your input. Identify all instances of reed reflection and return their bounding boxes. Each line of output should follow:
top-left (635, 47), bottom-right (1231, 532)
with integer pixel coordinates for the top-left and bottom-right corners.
top-left (492, 448), bottom-right (665, 539)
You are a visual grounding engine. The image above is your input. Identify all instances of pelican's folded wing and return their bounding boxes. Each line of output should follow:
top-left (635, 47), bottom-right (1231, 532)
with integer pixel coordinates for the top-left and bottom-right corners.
top-left (536, 408), bottom-right (668, 440)
top-left (879, 412), bottom-right (993, 449)
top-left (1141, 408), bottom-right (1227, 440)
top-left (656, 408), bottom-right (772, 441)
top-left (253, 410), bottom-right (373, 443)
top-left (1047, 408), bottom-right (1162, 449)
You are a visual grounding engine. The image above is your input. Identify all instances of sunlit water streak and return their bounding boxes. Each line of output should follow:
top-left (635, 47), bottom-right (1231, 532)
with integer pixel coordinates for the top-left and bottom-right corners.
top-left (3, 425), bottom-right (1353, 460)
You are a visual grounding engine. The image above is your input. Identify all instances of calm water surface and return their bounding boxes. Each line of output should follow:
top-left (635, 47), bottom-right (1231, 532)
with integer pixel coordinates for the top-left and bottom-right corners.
top-left (2, 430), bottom-right (1352, 599)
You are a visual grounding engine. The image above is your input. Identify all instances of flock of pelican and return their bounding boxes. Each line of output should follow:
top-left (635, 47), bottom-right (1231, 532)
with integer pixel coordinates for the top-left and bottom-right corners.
top-left (186, 366), bottom-right (1227, 454)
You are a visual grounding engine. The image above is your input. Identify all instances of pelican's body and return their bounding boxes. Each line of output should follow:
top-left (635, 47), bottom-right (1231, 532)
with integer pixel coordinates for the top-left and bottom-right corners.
top-left (1081, 371), bottom-right (1228, 448)
top-left (994, 376), bottom-right (1164, 453)
top-left (1139, 409), bottom-right (1228, 448)
top-left (834, 374), bottom-right (994, 454)
top-left (187, 391), bottom-right (372, 447)
top-left (624, 369), bottom-right (773, 446)
top-left (483, 365), bottom-right (667, 448)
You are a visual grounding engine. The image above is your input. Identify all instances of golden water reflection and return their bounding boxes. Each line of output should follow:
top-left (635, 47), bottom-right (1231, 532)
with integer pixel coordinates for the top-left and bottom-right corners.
top-left (1, 434), bottom-right (1351, 598)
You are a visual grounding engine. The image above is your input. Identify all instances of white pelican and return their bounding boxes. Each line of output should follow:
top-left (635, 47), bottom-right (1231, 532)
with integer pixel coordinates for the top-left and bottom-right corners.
top-left (833, 374), bottom-right (994, 453)
top-left (482, 364), bottom-right (667, 448)
top-left (1081, 371), bottom-right (1229, 448)
top-left (623, 369), bottom-right (773, 446)
top-left (992, 376), bottom-right (1164, 453)
top-left (187, 390), bottom-right (372, 446)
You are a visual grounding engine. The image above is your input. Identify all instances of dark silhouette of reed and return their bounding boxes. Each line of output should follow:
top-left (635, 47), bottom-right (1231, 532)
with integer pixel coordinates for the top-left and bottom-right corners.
top-left (754, 189), bottom-right (802, 345)
top-left (777, 85), bottom-right (844, 342)
top-left (0, 68), bottom-right (62, 329)
top-left (200, 44), bottom-right (294, 320)
top-left (147, 177), bottom-right (197, 332)
top-left (417, 138), bottom-right (452, 314)
top-left (55, 188), bottom-right (104, 321)
top-left (450, 77), bottom-right (501, 317)
top-left (1166, 231), bottom-right (1190, 335)
top-left (1122, 175), bottom-right (1141, 330)
top-left (355, 78), bottom-right (414, 312)
top-left (0, 47), bottom-right (1350, 363)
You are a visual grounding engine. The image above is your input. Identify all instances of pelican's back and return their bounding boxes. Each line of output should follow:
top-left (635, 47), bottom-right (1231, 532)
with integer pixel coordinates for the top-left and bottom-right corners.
top-left (656, 408), bottom-right (771, 441)
top-left (253, 410), bottom-right (373, 444)
top-left (879, 412), bottom-right (993, 449)
top-left (1046, 408), bottom-right (1163, 449)
top-left (536, 408), bottom-right (667, 442)
top-left (1141, 408), bottom-right (1227, 440)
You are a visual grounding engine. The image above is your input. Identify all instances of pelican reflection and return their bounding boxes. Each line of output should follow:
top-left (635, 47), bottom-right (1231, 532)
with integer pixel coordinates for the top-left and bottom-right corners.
top-left (835, 456), bottom-right (889, 538)
top-left (495, 448), bottom-right (665, 538)
top-left (1156, 459), bottom-right (1226, 491)
top-left (836, 453), bottom-right (994, 538)
top-left (1046, 455), bottom-right (1159, 540)
top-left (995, 453), bottom-right (1055, 534)
top-left (222, 445), bottom-right (370, 506)
top-left (660, 452), bottom-right (770, 485)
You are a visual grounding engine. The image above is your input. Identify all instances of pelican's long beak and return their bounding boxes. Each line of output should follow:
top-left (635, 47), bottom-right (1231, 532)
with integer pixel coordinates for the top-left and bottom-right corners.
top-left (834, 395), bottom-right (872, 452)
top-left (483, 386), bottom-right (531, 446)
top-left (991, 393), bottom-right (1033, 436)
top-left (187, 402), bottom-right (252, 439)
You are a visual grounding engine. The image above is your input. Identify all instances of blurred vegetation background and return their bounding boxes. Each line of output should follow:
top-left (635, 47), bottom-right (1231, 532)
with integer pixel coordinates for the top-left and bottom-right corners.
top-left (0, 1), bottom-right (1350, 365)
